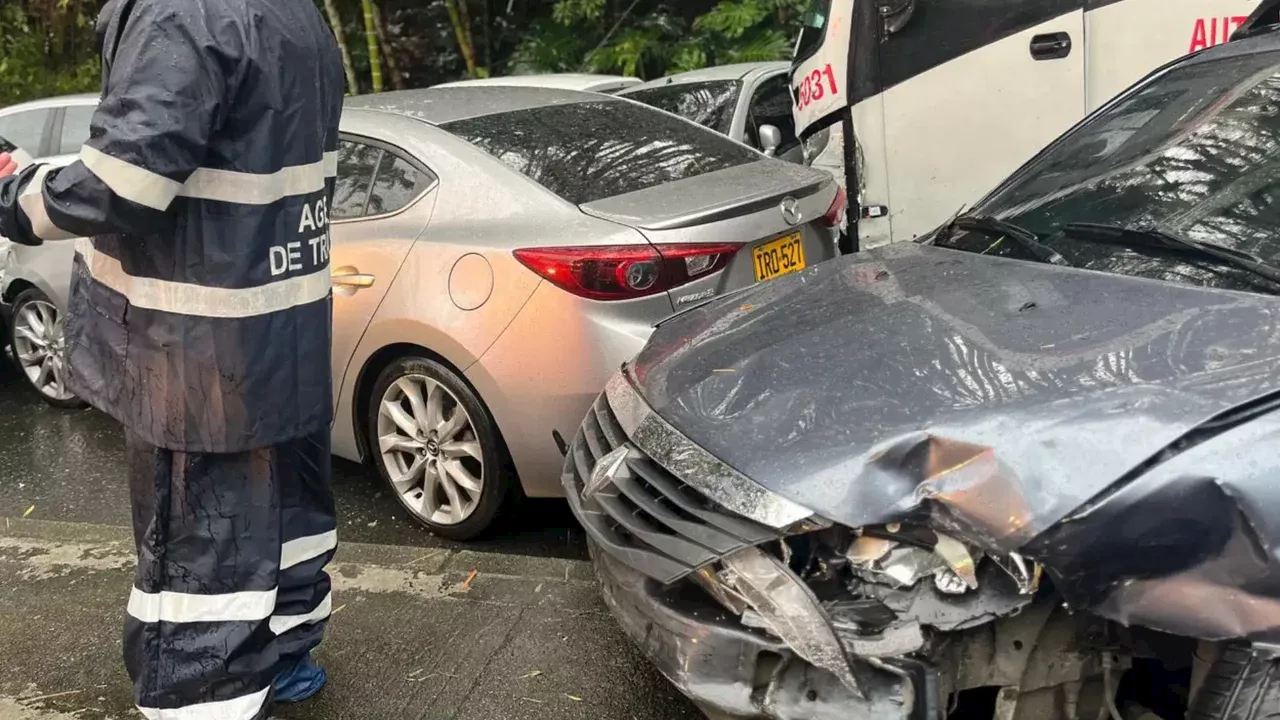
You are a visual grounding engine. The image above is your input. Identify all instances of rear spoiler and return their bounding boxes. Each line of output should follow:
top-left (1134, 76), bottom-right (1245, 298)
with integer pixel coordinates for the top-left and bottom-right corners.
top-left (1231, 0), bottom-right (1280, 41)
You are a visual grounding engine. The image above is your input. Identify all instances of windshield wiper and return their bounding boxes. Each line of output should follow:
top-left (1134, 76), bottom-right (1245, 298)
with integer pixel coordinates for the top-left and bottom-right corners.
top-left (932, 213), bottom-right (1072, 266)
top-left (1060, 222), bottom-right (1280, 286)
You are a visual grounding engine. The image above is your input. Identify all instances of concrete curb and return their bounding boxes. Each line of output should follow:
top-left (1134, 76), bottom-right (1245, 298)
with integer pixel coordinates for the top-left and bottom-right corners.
top-left (0, 517), bottom-right (597, 583)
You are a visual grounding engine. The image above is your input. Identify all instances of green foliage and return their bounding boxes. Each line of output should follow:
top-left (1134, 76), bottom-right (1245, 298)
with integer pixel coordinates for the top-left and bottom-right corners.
top-left (692, 0), bottom-right (808, 67)
top-left (508, 18), bottom-right (592, 74)
top-left (0, 3), bottom-right (101, 106)
top-left (583, 17), bottom-right (678, 78)
top-left (515, 0), bottom-right (808, 80)
top-left (552, 0), bottom-right (608, 25)
top-left (720, 27), bottom-right (794, 63)
top-left (0, 0), bottom-right (808, 105)
top-left (695, 0), bottom-right (773, 38)
top-left (670, 43), bottom-right (709, 74)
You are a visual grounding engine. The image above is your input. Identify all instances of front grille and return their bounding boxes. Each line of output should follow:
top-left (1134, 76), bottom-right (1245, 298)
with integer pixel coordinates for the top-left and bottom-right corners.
top-left (564, 393), bottom-right (781, 584)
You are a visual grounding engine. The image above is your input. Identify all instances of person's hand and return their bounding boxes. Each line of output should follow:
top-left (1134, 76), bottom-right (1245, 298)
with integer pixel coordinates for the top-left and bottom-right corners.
top-left (0, 152), bottom-right (18, 178)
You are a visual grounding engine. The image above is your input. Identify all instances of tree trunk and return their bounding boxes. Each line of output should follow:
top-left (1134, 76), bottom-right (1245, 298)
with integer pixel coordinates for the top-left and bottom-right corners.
top-left (361, 0), bottom-right (384, 93)
top-left (370, 1), bottom-right (405, 90)
top-left (322, 0), bottom-right (360, 94)
top-left (445, 0), bottom-right (479, 78)
top-left (456, 0), bottom-right (483, 76)
top-left (482, 0), bottom-right (493, 74)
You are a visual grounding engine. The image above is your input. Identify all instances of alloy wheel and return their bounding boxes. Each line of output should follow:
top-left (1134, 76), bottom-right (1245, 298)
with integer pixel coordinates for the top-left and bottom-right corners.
top-left (12, 299), bottom-right (74, 402)
top-left (377, 374), bottom-right (485, 526)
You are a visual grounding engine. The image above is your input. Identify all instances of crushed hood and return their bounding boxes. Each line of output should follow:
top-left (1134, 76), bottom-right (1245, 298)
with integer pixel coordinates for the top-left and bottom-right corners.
top-left (630, 242), bottom-right (1280, 550)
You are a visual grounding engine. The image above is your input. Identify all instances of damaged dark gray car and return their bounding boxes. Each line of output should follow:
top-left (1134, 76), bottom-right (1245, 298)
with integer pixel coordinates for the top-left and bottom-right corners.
top-left (562, 24), bottom-right (1280, 720)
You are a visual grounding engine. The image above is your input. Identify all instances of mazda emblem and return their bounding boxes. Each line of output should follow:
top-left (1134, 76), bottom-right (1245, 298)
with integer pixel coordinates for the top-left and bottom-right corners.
top-left (780, 196), bottom-right (802, 225)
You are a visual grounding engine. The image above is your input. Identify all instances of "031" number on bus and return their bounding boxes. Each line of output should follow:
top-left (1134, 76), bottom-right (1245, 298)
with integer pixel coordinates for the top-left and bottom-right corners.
top-left (796, 64), bottom-right (839, 112)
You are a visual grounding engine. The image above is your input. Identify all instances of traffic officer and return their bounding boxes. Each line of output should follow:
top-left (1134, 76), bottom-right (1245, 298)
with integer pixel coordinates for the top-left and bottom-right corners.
top-left (0, 1), bottom-right (345, 718)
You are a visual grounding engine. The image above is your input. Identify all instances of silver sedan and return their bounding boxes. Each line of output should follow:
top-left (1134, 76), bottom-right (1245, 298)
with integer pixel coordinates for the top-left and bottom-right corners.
top-left (2, 87), bottom-right (845, 538)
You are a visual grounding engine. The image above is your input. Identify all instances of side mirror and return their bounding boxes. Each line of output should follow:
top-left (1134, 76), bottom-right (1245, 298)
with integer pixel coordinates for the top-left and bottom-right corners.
top-left (759, 125), bottom-right (783, 156)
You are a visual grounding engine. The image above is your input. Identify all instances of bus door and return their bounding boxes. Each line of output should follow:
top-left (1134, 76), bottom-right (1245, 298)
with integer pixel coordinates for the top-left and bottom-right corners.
top-left (876, 0), bottom-right (1086, 245)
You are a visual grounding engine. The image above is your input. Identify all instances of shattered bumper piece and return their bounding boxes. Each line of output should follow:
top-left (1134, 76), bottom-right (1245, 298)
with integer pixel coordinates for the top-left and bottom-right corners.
top-left (721, 546), bottom-right (863, 696)
top-left (590, 540), bottom-right (940, 720)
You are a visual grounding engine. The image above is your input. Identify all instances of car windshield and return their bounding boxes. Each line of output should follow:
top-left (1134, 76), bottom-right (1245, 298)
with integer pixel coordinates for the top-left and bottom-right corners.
top-left (442, 99), bottom-right (762, 206)
top-left (620, 80), bottom-right (742, 135)
top-left (933, 49), bottom-right (1280, 295)
top-left (794, 0), bottom-right (831, 65)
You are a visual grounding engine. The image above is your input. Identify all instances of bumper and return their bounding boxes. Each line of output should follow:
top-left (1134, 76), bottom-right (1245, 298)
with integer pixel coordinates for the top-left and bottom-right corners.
top-left (589, 540), bottom-right (924, 720)
top-left (567, 374), bottom-right (943, 719)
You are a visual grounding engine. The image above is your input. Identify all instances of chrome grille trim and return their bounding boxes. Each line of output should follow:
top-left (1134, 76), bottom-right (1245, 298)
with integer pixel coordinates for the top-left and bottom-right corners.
top-left (604, 371), bottom-right (813, 529)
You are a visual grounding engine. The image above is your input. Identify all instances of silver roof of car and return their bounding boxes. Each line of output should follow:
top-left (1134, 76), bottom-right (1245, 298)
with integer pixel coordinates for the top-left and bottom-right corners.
top-left (344, 86), bottom-right (617, 126)
top-left (433, 73), bottom-right (640, 91)
top-left (621, 61), bottom-right (790, 93)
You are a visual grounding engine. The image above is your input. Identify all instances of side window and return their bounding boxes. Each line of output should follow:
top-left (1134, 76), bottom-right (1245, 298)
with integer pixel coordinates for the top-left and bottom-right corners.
top-left (332, 140), bottom-right (382, 220)
top-left (59, 105), bottom-right (97, 155)
top-left (0, 110), bottom-right (51, 156)
top-left (366, 153), bottom-right (436, 217)
top-left (745, 75), bottom-right (799, 153)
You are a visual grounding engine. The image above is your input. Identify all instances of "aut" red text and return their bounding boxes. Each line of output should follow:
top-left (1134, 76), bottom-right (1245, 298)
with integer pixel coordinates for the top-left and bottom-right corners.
top-left (1189, 16), bottom-right (1250, 52)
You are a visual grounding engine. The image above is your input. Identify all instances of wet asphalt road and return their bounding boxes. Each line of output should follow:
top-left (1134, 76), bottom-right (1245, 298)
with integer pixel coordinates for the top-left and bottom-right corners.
top-left (0, 357), bottom-right (708, 720)
top-left (0, 360), bottom-right (588, 561)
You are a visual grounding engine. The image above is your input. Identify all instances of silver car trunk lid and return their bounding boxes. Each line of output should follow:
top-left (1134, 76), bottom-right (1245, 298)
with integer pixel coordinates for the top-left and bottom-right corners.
top-left (580, 160), bottom-right (839, 309)
top-left (578, 159), bottom-right (831, 231)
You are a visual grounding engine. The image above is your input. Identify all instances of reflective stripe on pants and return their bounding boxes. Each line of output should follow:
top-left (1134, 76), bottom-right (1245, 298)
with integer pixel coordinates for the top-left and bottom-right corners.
top-left (124, 428), bottom-right (336, 719)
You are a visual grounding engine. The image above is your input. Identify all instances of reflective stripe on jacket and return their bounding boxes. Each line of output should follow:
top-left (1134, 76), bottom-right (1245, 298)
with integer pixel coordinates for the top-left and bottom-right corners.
top-left (0, 0), bottom-right (346, 453)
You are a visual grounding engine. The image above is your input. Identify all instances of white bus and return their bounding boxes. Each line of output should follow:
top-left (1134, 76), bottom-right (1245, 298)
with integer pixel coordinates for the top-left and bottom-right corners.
top-left (795, 0), bottom-right (1270, 251)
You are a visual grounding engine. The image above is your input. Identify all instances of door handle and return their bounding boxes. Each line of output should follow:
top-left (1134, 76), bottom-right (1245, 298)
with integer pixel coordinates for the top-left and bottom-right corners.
top-left (331, 266), bottom-right (375, 289)
top-left (1030, 32), bottom-right (1072, 60)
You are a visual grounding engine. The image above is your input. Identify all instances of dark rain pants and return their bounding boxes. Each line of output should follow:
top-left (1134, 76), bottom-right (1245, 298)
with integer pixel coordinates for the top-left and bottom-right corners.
top-left (123, 427), bottom-right (337, 720)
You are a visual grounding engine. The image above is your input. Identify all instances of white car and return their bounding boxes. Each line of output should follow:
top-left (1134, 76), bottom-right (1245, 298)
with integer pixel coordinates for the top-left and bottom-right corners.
top-left (618, 62), bottom-right (803, 164)
top-left (0, 94), bottom-right (96, 406)
top-left (433, 73), bottom-right (640, 94)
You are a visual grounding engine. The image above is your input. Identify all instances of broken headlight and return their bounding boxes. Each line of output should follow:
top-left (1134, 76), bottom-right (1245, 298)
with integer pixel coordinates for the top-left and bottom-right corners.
top-left (688, 522), bottom-right (1044, 684)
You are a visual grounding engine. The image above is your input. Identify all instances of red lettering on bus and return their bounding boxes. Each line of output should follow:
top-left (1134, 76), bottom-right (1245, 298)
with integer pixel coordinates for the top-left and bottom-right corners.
top-left (1190, 18), bottom-right (1206, 52)
top-left (795, 63), bottom-right (840, 113)
top-left (1190, 16), bottom-right (1250, 53)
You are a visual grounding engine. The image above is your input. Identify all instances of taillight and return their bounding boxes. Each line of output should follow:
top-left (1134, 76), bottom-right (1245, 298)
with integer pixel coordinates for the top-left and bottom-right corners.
top-left (513, 243), bottom-right (743, 301)
top-left (821, 186), bottom-right (848, 228)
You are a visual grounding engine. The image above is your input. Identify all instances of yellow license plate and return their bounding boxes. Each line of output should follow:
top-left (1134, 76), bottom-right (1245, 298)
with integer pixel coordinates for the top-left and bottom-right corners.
top-left (752, 233), bottom-right (806, 282)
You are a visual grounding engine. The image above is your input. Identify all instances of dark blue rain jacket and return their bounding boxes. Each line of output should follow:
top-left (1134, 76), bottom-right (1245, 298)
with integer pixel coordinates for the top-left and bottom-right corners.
top-left (0, 0), bottom-right (346, 452)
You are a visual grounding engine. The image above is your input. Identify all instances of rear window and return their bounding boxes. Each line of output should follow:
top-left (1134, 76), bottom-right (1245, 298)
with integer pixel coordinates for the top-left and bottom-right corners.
top-left (443, 100), bottom-right (762, 205)
top-left (621, 80), bottom-right (741, 135)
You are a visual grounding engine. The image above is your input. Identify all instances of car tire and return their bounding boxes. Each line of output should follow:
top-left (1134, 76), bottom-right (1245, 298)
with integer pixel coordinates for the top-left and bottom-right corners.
top-left (1190, 644), bottom-right (1280, 720)
top-left (8, 288), bottom-right (85, 409)
top-left (366, 355), bottom-right (509, 540)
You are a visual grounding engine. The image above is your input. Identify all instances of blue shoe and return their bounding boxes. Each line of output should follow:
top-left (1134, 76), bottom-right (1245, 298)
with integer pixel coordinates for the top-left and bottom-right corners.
top-left (274, 653), bottom-right (327, 703)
